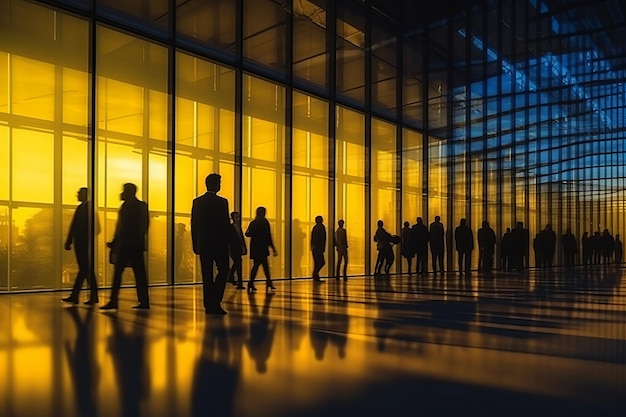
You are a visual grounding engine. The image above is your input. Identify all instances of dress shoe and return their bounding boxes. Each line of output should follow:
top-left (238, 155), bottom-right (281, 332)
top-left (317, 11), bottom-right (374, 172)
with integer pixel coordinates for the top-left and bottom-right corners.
top-left (236, 285), bottom-right (245, 290)
top-left (100, 302), bottom-right (118, 311)
top-left (62, 296), bottom-right (79, 304)
top-left (247, 283), bottom-right (257, 292)
top-left (313, 278), bottom-right (325, 283)
top-left (132, 304), bottom-right (150, 309)
top-left (84, 299), bottom-right (99, 305)
top-left (206, 306), bottom-right (227, 315)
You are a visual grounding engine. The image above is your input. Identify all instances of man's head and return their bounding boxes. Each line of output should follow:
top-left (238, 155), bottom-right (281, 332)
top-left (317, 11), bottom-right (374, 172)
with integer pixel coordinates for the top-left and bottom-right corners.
top-left (435, 215), bottom-right (441, 222)
top-left (231, 211), bottom-right (240, 223)
top-left (205, 173), bottom-right (221, 193)
top-left (338, 219), bottom-right (344, 228)
top-left (77, 187), bottom-right (88, 203)
top-left (315, 215), bottom-right (323, 224)
top-left (121, 183), bottom-right (137, 201)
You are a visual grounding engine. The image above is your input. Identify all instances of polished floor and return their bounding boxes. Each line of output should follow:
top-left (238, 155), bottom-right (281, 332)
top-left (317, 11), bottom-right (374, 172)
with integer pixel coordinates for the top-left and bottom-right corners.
top-left (1, 266), bottom-right (626, 417)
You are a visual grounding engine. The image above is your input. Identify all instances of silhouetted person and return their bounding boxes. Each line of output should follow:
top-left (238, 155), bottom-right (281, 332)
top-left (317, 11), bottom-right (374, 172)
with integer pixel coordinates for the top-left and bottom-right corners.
top-left (454, 218), bottom-right (473, 274)
top-left (106, 314), bottom-right (150, 417)
top-left (101, 183), bottom-right (149, 310)
top-left (411, 217), bottom-right (429, 274)
top-left (592, 231), bottom-right (602, 264)
top-left (500, 227), bottom-right (511, 270)
top-left (533, 233), bottom-right (541, 267)
top-left (63, 187), bottom-right (99, 305)
top-left (562, 228), bottom-right (577, 267)
top-left (401, 221), bottom-right (415, 274)
top-left (191, 173), bottom-right (231, 315)
top-left (478, 220), bottom-right (496, 274)
top-left (192, 318), bottom-right (238, 417)
top-left (602, 228), bottom-right (614, 264)
top-left (246, 206), bottom-right (278, 293)
top-left (245, 292), bottom-right (276, 374)
top-left (374, 220), bottom-right (393, 274)
top-left (429, 216), bottom-right (445, 275)
top-left (581, 231), bottom-right (592, 266)
top-left (334, 219), bottom-right (348, 280)
top-left (510, 222), bottom-right (527, 272)
top-left (311, 215), bottom-right (326, 282)
top-left (614, 234), bottom-right (623, 264)
top-left (64, 308), bottom-right (99, 417)
top-left (539, 224), bottom-right (556, 268)
top-left (226, 211), bottom-right (247, 290)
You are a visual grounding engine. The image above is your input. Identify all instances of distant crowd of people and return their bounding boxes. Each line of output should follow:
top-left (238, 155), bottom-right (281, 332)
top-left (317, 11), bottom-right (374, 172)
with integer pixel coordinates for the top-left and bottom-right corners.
top-left (61, 174), bottom-right (623, 314)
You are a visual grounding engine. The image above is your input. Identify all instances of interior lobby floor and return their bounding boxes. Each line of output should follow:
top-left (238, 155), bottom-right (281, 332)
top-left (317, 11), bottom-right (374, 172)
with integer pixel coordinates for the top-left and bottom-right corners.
top-left (1, 266), bottom-right (625, 417)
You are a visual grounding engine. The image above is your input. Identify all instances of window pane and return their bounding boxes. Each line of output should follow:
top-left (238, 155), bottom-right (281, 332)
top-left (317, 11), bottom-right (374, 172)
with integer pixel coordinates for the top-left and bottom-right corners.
top-left (243, 0), bottom-right (288, 73)
top-left (293, 0), bottom-right (328, 89)
top-left (175, 52), bottom-right (235, 284)
top-left (292, 91), bottom-right (329, 278)
top-left (402, 128), bottom-right (422, 227)
top-left (97, 26), bottom-right (169, 285)
top-left (243, 74), bottom-right (286, 280)
top-left (336, 106), bottom-right (365, 275)
top-left (371, 118), bottom-right (397, 271)
top-left (176, 0), bottom-right (236, 54)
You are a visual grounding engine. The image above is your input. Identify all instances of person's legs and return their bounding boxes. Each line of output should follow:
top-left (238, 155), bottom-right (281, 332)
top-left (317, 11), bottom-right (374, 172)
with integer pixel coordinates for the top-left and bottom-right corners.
top-left (199, 251), bottom-right (215, 310)
top-left (130, 251), bottom-right (149, 306)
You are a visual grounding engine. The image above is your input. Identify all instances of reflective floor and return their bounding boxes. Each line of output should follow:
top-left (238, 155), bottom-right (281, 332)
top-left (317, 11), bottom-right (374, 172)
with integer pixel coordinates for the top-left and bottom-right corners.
top-left (1, 267), bottom-right (626, 417)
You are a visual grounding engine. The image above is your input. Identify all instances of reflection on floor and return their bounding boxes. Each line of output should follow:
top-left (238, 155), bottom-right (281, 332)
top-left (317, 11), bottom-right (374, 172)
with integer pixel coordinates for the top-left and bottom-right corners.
top-left (1, 267), bottom-right (626, 417)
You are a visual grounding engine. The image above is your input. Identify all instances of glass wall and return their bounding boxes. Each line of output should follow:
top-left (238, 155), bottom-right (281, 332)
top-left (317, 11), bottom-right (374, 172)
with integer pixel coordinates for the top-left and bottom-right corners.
top-left (0, 0), bottom-right (89, 290)
top-left (1, 0), bottom-right (626, 291)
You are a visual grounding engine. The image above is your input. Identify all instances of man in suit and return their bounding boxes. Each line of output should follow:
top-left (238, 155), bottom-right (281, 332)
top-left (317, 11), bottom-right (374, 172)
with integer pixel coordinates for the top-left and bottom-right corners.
top-left (226, 211), bottom-right (247, 290)
top-left (429, 215), bottom-right (445, 275)
top-left (101, 183), bottom-right (150, 310)
top-left (62, 187), bottom-right (99, 305)
top-left (191, 173), bottom-right (231, 314)
top-left (311, 215), bottom-right (326, 282)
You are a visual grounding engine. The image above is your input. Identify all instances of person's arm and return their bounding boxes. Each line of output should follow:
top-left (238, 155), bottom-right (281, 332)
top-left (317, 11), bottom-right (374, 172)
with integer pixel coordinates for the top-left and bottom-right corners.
top-left (190, 200), bottom-right (199, 255)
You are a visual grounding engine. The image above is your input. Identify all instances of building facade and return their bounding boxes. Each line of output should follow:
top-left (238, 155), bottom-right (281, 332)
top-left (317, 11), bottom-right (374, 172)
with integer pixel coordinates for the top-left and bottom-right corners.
top-left (0, 0), bottom-right (624, 291)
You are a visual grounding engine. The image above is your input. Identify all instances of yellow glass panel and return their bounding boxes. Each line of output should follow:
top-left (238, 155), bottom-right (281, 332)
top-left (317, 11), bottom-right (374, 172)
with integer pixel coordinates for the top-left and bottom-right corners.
top-left (12, 129), bottom-right (54, 203)
top-left (63, 67), bottom-right (89, 126)
top-left (62, 136), bottom-right (89, 205)
top-left (402, 128), bottom-right (422, 223)
top-left (0, 53), bottom-right (8, 113)
top-left (149, 153), bottom-right (168, 212)
top-left (12, 56), bottom-right (55, 121)
top-left (242, 74), bottom-right (285, 279)
top-left (0, 127), bottom-right (8, 200)
top-left (11, 207), bottom-right (55, 289)
top-left (98, 77), bottom-right (143, 137)
top-left (336, 106), bottom-right (365, 275)
top-left (149, 90), bottom-right (168, 141)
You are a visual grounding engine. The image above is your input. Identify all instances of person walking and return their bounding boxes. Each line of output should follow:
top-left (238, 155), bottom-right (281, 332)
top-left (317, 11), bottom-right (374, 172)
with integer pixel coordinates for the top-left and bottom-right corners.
top-left (311, 215), bottom-right (327, 283)
top-left (62, 187), bottom-right (100, 305)
top-left (245, 206), bottom-right (278, 292)
top-left (190, 173), bottom-right (232, 314)
top-left (454, 218), bottom-right (474, 274)
top-left (429, 216), bottom-right (445, 275)
top-left (101, 183), bottom-right (150, 310)
top-left (227, 211), bottom-right (247, 290)
top-left (334, 219), bottom-right (348, 280)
